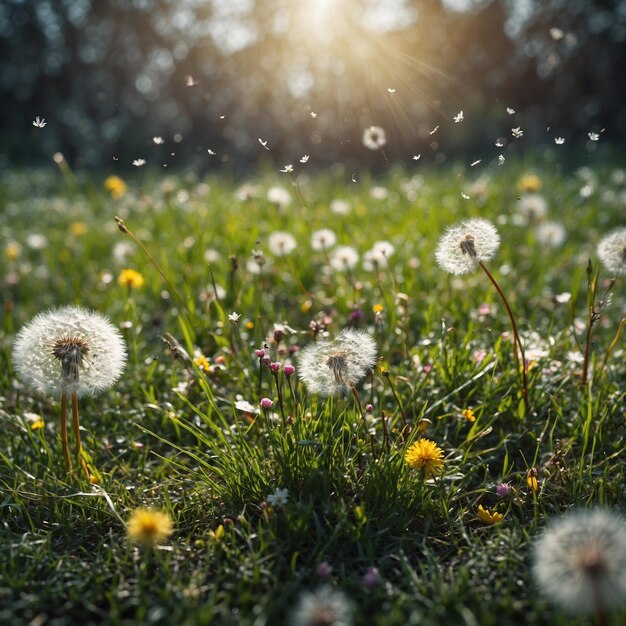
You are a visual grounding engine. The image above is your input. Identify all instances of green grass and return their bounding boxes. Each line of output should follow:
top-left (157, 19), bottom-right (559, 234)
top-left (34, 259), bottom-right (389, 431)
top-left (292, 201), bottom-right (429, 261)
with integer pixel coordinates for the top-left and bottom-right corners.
top-left (0, 159), bottom-right (625, 625)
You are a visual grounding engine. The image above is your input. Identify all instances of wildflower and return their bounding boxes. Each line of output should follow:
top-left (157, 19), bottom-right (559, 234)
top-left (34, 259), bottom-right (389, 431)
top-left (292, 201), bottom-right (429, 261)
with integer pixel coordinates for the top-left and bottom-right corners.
top-left (435, 218), bottom-right (500, 275)
top-left (70, 222), bottom-right (88, 236)
top-left (517, 173), bottom-right (542, 193)
top-left (13, 306), bottom-right (126, 398)
top-left (4, 241), bottom-right (21, 261)
top-left (453, 110), bottom-right (464, 123)
top-left (536, 221), bottom-right (566, 248)
top-left (329, 246), bottom-right (359, 272)
top-left (31, 419), bottom-right (45, 430)
top-left (405, 439), bottom-right (444, 477)
top-left (362, 567), bottom-right (381, 590)
top-left (33, 116), bottom-right (47, 128)
top-left (476, 504), bottom-right (503, 525)
top-left (104, 175), bottom-right (127, 199)
top-left (527, 474), bottom-right (539, 492)
top-left (118, 268), bottom-right (144, 289)
top-left (362, 125), bottom-right (386, 150)
top-left (311, 229), bottom-right (337, 251)
top-left (194, 354), bottom-right (210, 371)
top-left (316, 562), bottom-right (332, 581)
top-left (496, 482), bottom-right (511, 498)
top-left (132, 158), bottom-right (146, 167)
top-left (290, 586), bottom-right (353, 626)
top-left (533, 509), bottom-right (626, 615)
top-left (597, 227), bottom-right (626, 276)
top-left (298, 329), bottom-right (377, 397)
top-left (126, 508), bottom-right (174, 546)
top-left (209, 524), bottom-right (225, 541)
top-left (283, 364), bottom-right (295, 376)
top-left (268, 231), bottom-right (297, 256)
top-left (260, 397), bottom-right (274, 409)
top-left (516, 193), bottom-right (548, 222)
top-left (267, 488), bottom-right (289, 507)
top-left (372, 304), bottom-right (383, 314)
top-left (228, 312), bottom-right (241, 323)
top-left (461, 408), bottom-right (476, 422)
top-left (330, 199), bottom-right (350, 215)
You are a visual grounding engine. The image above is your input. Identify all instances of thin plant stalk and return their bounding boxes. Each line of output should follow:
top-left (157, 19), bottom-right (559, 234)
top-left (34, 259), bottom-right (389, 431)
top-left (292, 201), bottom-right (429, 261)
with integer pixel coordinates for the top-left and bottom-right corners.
top-left (71, 391), bottom-right (90, 477)
top-left (274, 375), bottom-right (287, 427)
top-left (382, 370), bottom-right (407, 430)
top-left (348, 381), bottom-right (376, 458)
top-left (478, 260), bottom-right (529, 412)
top-left (60, 390), bottom-right (71, 472)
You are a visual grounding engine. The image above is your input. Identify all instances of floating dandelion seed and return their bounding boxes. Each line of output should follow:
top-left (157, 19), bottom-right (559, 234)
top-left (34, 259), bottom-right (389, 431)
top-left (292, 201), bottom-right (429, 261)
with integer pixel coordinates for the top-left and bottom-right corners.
top-left (405, 439), bottom-right (444, 477)
top-left (184, 74), bottom-right (198, 86)
top-left (412, 154), bottom-right (421, 160)
top-left (207, 149), bottom-right (216, 155)
top-left (461, 192), bottom-right (470, 200)
top-left (453, 110), bottom-right (464, 123)
top-left (300, 155), bottom-right (310, 163)
top-left (588, 132), bottom-right (600, 142)
top-left (258, 138), bottom-right (269, 150)
top-left (310, 111), bottom-right (317, 118)
top-left (127, 508), bottom-right (174, 546)
top-left (152, 136), bottom-right (164, 145)
top-left (430, 125), bottom-right (439, 135)
top-left (387, 87), bottom-right (396, 93)
top-left (498, 154), bottom-right (506, 165)
top-left (132, 159), bottom-right (146, 167)
top-left (33, 116), bottom-right (47, 128)
top-left (550, 27), bottom-right (564, 41)
top-left (298, 329), bottom-right (376, 397)
top-left (435, 218), bottom-right (500, 276)
top-left (13, 306), bottom-right (126, 474)
top-left (506, 107), bottom-right (516, 115)
top-left (280, 164), bottom-right (294, 173)
top-left (555, 137), bottom-right (565, 145)
top-left (495, 138), bottom-right (505, 147)
top-left (533, 509), bottom-right (626, 617)
top-left (362, 126), bottom-right (386, 150)
top-left (470, 159), bottom-right (481, 167)
top-left (290, 586), bottom-right (353, 626)
top-left (597, 227), bottom-right (626, 275)
top-left (512, 126), bottom-right (524, 138)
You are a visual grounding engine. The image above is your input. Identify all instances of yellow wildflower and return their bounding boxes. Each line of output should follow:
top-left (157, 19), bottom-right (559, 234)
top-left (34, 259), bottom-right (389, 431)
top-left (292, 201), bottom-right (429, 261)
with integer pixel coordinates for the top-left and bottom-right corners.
top-left (30, 419), bottom-right (45, 430)
top-left (70, 222), bottom-right (88, 236)
top-left (194, 354), bottom-right (210, 371)
top-left (104, 175), bottom-right (127, 199)
top-left (518, 173), bottom-right (542, 193)
top-left (462, 408), bottom-right (476, 423)
top-left (373, 303), bottom-right (384, 314)
top-left (126, 508), bottom-right (174, 546)
top-left (5, 241), bottom-right (21, 261)
top-left (245, 320), bottom-right (254, 330)
top-left (477, 504), bottom-right (503, 525)
top-left (405, 439), bottom-right (444, 477)
top-left (118, 268), bottom-right (144, 289)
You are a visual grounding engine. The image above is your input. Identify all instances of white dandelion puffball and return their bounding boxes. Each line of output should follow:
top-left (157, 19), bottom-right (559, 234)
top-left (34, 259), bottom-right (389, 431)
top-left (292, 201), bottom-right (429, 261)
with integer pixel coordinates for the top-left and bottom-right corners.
top-left (298, 328), bottom-right (377, 396)
top-left (597, 227), bottom-right (626, 275)
top-left (268, 231), bottom-right (297, 256)
top-left (362, 125), bottom-right (386, 151)
top-left (267, 185), bottom-right (292, 210)
top-left (329, 246), bottom-right (359, 272)
top-left (311, 228), bottom-right (337, 251)
top-left (13, 306), bottom-right (127, 396)
top-left (516, 193), bottom-right (548, 222)
top-left (533, 509), bottom-right (626, 615)
top-left (290, 586), bottom-right (353, 626)
top-left (435, 218), bottom-right (501, 275)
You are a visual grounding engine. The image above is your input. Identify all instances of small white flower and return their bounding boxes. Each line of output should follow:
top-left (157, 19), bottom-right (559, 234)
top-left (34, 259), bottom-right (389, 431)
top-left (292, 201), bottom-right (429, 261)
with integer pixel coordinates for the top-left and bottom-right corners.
top-left (511, 126), bottom-right (523, 138)
top-left (228, 312), bottom-right (241, 323)
top-left (152, 136), bottom-right (164, 145)
top-left (588, 132), bottom-right (600, 142)
top-left (554, 137), bottom-right (565, 145)
top-left (268, 231), bottom-right (297, 256)
top-left (362, 126), bottom-right (386, 150)
top-left (32, 116), bottom-right (47, 128)
top-left (329, 245), bottom-right (359, 271)
top-left (133, 159), bottom-right (146, 167)
top-left (453, 110), bottom-right (464, 123)
top-left (435, 218), bottom-right (500, 275)
top-left (280, 164), bottom-right (294, 173)
top-left (235, 399), bottom-right (259, 414)
top-left (266, 488), bottom-right (289, 507)
top-left (311, 229), bottom-right (337, 251)
top-left (13, 306), bottom-right (126, 397)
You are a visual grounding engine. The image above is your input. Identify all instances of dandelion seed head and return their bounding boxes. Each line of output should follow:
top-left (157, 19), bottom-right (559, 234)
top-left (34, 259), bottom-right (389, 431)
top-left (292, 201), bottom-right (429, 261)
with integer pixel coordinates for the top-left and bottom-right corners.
top-left (517, 193), bottom-right (548, 222)
top-left (13, 306), bottom-right (126, 397)
top-left (597, 227), bottom-right (626, 275)
top-left (298, 329), bottom-right (377, 396)
top-left (290, 586), bottom-right (353, 626)
top-left (267, 186), bottom-right (292, 209)
top-left (329, 245), bottom-right (359, 272)
top-left (330, 199), bottom-right (350, 215)
top-left (435, 218), bottom-right (500, 275)
top-left (533, 509), bottom-right (626, 615)
top-left (268, 231), bottom-right (297, 256)
top-left (362, 126), bottom-right (386, 150)
top-left (311, 229), bottom-right (337, 251)
top-left (536, 221), bottom-right (566, 248)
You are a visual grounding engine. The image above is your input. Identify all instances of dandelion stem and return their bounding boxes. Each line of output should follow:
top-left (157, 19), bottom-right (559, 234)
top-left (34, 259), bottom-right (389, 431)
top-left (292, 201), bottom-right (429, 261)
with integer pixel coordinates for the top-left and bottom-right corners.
top-left (71, 391), bottom-right (90, 478)
top-left (382, 370), bottom-right (407, 430)
top-left (478, 260), bottom-right (529, 412)
top-left (348, 381), bottom-right (376, 458)
top-left (60, 391), bottom-right (71, 472)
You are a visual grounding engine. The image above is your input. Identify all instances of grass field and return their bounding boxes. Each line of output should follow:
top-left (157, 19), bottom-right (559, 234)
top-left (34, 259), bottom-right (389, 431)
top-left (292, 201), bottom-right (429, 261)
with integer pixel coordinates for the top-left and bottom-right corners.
top-left (0, 158), bottom-right (625, 625)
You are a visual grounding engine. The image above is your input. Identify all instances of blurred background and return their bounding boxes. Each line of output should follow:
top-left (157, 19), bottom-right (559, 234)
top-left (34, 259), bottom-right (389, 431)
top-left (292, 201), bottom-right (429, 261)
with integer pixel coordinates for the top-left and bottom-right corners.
top-left (1, 0), bottom-right (625, 170)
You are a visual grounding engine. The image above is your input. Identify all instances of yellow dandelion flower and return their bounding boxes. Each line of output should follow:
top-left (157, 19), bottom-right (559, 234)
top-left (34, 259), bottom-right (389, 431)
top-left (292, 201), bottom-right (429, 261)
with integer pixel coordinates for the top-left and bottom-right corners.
top-left (405, 439), bottom-right (444, 477)
top-left (518, 173), bottom-right (542, 193)
top-left (70, 222), bottom-right (88, 236)
top-left (126, 508), bottom-right (174, 546)
top-left (477, 504), bottom-right (504, 525)
top-left (245, 320), bottom-right (254, 330)
top-left (527, 475), bottom-right (539, 492)
top-left (118, 268), bottom-right (144, 289)
top-left (5, 241), bottom-right (21, 261)
top-left (194, 354), bottom-right (210, 371)
top-left (30, 419), bottom-right (45, 430)
top-left (461, 408), bottom-right (476, 423)
top-left (373, 303), bottom-right (384, 314)
top-left (104, 175), bottom-right (127, 199)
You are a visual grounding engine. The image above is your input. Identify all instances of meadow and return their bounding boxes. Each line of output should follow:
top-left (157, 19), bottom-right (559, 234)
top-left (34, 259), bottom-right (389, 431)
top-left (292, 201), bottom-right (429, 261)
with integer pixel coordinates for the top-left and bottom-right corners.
top-left (0, 158), bottom-right (624, 626)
